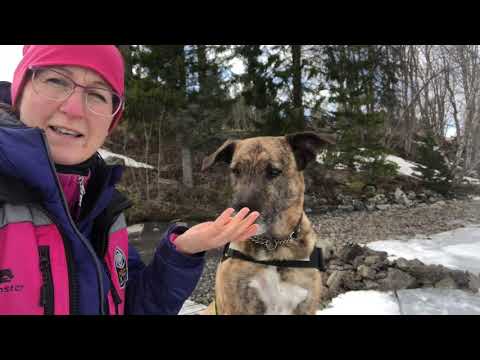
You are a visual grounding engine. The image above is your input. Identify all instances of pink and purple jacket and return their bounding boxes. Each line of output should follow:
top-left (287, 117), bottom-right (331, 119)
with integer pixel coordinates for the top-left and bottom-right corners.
top-left (0, 107), bottom-right (205, 315)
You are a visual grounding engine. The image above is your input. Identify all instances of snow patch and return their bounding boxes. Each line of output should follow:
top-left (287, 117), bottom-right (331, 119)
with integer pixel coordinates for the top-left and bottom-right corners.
top-left (317, 290), bottom-right (400, 315)
top-left (98, 149), bottom-right (154, 169)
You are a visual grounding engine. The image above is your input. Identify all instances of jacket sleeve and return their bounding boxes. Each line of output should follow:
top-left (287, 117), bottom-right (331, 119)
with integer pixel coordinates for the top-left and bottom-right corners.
top-left (124, 224), bottom-right (205, 315)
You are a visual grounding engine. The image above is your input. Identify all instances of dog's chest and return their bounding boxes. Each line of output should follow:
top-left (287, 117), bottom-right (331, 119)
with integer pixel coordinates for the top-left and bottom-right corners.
top-left (248, 267), bottom-right (309, 315)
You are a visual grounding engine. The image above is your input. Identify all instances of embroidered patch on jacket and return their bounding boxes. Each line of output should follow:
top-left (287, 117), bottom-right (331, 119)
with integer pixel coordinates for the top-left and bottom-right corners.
top-left (114, 248), bottom-right (128, 289)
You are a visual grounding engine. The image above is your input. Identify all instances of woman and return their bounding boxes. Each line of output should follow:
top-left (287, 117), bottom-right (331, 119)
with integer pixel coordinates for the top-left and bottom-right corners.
top-left (0, 45), bottom-right (259, 315)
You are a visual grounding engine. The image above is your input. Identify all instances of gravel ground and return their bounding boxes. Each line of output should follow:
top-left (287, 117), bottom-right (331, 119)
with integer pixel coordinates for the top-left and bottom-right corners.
top-left (188, 199), bottom-right (480, 305)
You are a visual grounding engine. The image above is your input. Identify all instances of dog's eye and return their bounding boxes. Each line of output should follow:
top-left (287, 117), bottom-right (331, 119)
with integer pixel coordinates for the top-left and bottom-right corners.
top-left (231, 168), bottom-right (240, 176)
top-left (267, 168), bottom-right (282, 179)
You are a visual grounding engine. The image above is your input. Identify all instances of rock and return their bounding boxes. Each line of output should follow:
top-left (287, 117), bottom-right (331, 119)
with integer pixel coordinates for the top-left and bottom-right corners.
top-left (434, 276), bottom-right (457, 289)
top-left (378, 268), bottom-right (417, 291)
top-left (395, 257), bottom-right (410, 270)
top-left (407, 191), bottom-right (417, 200)
top-left (326, 271), bottom-right (345, 292)
top-left (428, 196), bottom-right (438, 204)
top-left (406, 263), bottom-right (446, 285)
top-left (364, 255), bottom-right (388, 270)
top-left (304, 194), bottom-right (315, 207)
top-left (430, 201), bottom-right (446, 209)
top-left (366, 203), bottom-right (376, 211)
top-left (364, 255), bottom-right (383, 266)
top-left (468, 273), bottom-right (480, 293)
top-left (449, 271), bottom-right (470, 288)
top-left (370, 193), bottom-right (388, 205)
top-left (338, 205), bottom-right (354, 212)
top-left (318, 198), bottom-right (329, 205)
top-left (417, 193), bottom-right (427, 201)
top-left (337, 194), bottom-right (353, 205)
top-left (364, 280), bottom-right (380, 290)
top-left (357, 265), bottom-right (376, 279)
top-left (395, 187), bottom-right (412, 207)
top-left (375, 271), bottom-right (388, 280)
top-left (337, 244), bottom-right (365, 263)
top-left (352, 199), bottom-right (366, 211)
top-left (342, 271), bottom-right (364, 290)
top-left (352, 255), bottom-right (366, 269)
top-left (376, 204), bottom-right (391, 211)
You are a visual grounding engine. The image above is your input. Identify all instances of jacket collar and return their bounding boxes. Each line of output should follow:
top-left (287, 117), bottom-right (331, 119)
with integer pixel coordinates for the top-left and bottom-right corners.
top-left (0, 107), bottom-right (124, 209)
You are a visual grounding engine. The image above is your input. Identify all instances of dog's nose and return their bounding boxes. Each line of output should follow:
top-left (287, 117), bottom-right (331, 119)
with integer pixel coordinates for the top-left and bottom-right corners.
top-left (232, 202), bottom-right (261, 214)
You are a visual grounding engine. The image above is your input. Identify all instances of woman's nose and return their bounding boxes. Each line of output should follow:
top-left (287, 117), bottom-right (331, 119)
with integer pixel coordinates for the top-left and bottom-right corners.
top-left (59, 88), bottom-right (86, 118)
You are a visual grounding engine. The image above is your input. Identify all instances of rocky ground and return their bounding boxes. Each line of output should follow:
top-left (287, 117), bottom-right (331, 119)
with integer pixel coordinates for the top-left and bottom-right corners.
top-left (188, 198), bottom-right (480, 306)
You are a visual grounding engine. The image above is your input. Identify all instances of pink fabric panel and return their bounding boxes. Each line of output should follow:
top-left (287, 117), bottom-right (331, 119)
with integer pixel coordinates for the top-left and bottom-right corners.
top-left (104, 228), bottom-right (129, 315)
top-left (0, 223), bottom-right (43, 315)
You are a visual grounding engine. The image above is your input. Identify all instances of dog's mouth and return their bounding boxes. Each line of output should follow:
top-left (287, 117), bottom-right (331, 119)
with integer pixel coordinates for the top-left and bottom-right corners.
top-left (254, 219), bottom-right (267, 236)
top-left (232, 210), bottom-right (268, 236)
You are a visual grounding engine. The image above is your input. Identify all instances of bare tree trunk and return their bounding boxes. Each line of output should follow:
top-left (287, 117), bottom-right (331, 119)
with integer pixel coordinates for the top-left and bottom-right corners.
top-left (177, 46), bottom-right (194, 188)
top-left (292, 45), bottom-right (304, 129)
top-left (197, 45), bottom-right (208, 97)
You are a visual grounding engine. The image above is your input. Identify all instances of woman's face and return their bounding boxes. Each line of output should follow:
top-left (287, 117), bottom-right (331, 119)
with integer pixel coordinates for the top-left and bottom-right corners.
top-left (18, 66), bottom-right (114, 165)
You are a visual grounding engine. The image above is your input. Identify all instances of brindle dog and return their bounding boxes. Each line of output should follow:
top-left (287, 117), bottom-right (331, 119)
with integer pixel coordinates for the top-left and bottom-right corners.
top-left (201, 132), bottom-right (335, 315)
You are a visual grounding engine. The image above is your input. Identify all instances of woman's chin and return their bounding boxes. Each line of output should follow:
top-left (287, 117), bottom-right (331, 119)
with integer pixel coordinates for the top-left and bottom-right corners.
top-left (50, 152), bottom-right (89, 166)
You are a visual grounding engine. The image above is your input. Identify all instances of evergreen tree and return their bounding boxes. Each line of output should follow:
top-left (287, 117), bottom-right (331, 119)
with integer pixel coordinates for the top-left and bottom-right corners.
top-left (322, 45), bottom-right (400, 181)
top-left (414, 132), bottom-right (453, 195)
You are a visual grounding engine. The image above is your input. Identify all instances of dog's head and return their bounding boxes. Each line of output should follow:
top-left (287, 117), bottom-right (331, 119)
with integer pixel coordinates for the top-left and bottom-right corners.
top-left (202, 132), bottom-right (335, 237)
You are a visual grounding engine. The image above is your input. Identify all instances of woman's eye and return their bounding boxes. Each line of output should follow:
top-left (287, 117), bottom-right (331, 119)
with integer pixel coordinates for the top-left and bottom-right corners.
top-left (46, 77), bottom-right (69, 87)
top-left (88, 91), bottom-right (108, 103)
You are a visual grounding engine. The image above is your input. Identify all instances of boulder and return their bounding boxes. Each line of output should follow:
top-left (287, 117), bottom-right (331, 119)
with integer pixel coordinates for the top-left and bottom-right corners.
top-left (357, 265), bottom-right (377, 279)
top-left (337, 244), bottom-right (365, 263)
top-left (434, 276), bottom-right (457, 289)
top-left (378, 268), bottom-right (417, 291)
top-left (394, 187), bottom-right (412, 207)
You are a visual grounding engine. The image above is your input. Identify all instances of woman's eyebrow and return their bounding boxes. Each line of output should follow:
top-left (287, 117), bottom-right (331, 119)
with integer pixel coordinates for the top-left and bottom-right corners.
top-left (90, 80), bottom-right (112, 90)
top-left (53, 66), bottom-right (112, 90)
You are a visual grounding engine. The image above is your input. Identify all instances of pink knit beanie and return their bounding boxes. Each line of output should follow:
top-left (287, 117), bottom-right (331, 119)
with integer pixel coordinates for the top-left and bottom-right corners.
top-left (12, 45), bottom-right (125, 131)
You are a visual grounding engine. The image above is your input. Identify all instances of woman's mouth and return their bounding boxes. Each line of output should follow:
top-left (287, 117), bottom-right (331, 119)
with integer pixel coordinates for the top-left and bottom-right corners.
top-left (49, 126), bottom-right (83, 138)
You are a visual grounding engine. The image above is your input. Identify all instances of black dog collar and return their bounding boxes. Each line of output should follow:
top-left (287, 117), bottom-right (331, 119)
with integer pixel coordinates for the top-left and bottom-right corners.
top-left (221, 244), bottom-right (325, 272)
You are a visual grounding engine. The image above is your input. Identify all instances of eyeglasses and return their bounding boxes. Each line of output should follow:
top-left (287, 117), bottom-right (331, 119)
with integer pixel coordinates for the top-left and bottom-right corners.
top-left (29, 66), bottom-right (124, 118)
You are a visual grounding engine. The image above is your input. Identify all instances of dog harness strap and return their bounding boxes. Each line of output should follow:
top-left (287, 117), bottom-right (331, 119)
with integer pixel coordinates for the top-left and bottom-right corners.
top-left (222, 246), bottom-right (325, 272)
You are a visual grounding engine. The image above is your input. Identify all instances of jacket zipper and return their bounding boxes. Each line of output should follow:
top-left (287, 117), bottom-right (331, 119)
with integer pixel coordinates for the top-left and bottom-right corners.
top-left (39, 131), bottom-right (107, 315)
top-left (35, 206), bottom-right (80, 315)
top-left (78, 176), bottom-right (86, 210)
top-left (103, 262), bottom-right (122, 315)
top-left (77, 175), bottom-right (86, 220)
top-left (38, 246), bottom-right (54, 315)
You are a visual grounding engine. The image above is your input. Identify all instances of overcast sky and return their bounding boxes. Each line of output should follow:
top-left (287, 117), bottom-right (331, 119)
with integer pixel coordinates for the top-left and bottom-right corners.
top-left (0, 45), bottom-right (22, 82)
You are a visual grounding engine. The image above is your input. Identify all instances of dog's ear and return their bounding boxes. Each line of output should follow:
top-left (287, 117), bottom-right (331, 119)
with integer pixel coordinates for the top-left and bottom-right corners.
top-left (286, 131), bottom-right (336, 171)
top-left (202, 139), bottom-right (238, 172)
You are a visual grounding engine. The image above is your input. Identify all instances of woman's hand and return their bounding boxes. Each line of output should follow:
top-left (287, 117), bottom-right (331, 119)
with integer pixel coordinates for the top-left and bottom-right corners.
top-left (173, 208), bottom-right (260, 255)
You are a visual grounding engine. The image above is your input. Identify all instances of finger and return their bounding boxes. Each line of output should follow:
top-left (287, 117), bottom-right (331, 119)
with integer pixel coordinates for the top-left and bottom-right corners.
top-left (214, 208), bottom-right (236, 226)
top-left (229, 207), bottom-right (251, 226)
top-left (233, 224), bottom-right (260, 243)
top-left (225, 211), bottom-right (260, 240)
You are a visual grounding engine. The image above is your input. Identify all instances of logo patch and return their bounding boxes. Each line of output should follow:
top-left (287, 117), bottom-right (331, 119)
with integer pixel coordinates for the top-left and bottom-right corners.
top-left (114, 247), bottom-right (128, 289)
top-left (0, 269), bottom-right (14, 284)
